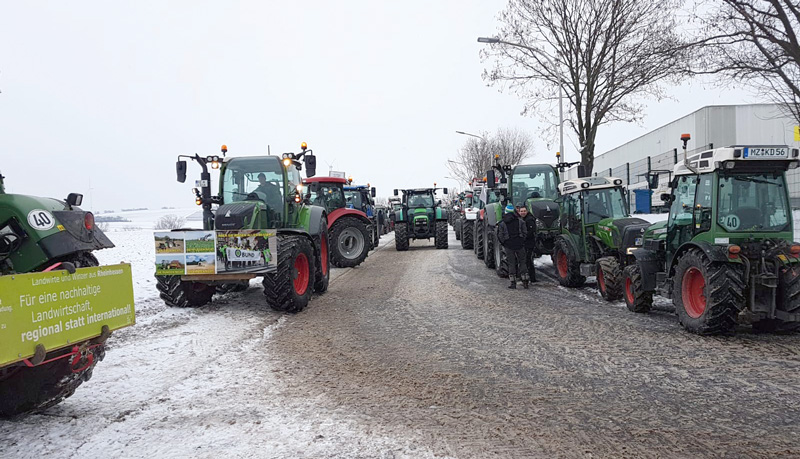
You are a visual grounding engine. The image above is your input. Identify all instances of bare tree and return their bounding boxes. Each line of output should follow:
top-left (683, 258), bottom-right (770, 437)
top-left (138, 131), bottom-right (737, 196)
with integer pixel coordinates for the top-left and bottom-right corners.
top-left (154, 214), bottom-right (186, 230)
top-left (446, 128), bottom-right (532, 184)
top-left (694, 0), bottom-right (800, 124)
top-left (482, 0), bottom-right (690, 176)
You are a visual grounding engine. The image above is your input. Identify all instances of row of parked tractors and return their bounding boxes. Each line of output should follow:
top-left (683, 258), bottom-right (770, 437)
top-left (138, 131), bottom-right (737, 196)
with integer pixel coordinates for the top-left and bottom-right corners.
top-left (448, 135), bottom-right (800, 336)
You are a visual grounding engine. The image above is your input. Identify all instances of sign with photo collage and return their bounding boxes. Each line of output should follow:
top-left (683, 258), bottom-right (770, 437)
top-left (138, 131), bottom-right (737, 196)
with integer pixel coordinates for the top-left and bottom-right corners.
top-left (154, 230), bottom-right (278, 275)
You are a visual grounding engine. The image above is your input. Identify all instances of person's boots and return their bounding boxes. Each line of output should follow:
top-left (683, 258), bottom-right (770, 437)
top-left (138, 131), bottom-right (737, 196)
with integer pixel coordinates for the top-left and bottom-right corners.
top-left (508, 275), bottom-right (517, 289)
top-left (521, 273), bottom-right (530, 289)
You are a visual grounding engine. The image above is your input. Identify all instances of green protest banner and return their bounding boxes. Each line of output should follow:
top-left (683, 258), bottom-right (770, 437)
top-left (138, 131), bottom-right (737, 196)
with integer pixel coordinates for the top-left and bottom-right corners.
top-left (0, 263), bottom-right (135, 366)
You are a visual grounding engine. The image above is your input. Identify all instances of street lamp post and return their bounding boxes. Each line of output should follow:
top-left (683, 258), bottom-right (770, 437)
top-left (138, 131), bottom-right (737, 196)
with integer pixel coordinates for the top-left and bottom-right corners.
top-left (477, 37), bottom-right (565, 164)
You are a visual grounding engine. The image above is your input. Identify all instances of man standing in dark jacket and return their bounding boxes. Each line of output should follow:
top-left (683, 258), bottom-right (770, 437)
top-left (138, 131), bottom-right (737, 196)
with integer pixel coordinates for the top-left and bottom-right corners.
top-left (497, 204), bottom-right (529, 289)
top-left (518, 205), bottom-right (537, 283)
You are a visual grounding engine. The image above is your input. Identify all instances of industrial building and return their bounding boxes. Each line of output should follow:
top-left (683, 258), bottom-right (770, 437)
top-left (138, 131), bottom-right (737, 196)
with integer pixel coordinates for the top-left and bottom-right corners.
top-left (563, 104), bottom-right (800, 211)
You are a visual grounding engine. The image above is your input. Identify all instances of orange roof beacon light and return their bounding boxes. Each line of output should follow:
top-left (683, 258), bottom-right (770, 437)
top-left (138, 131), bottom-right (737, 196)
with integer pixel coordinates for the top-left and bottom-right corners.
top-left (301, 142), bottom-right (308, 151)
top-left (680, 133), bottom-right (691, 142)
top-left (221, 144), bottom-right (228, 155)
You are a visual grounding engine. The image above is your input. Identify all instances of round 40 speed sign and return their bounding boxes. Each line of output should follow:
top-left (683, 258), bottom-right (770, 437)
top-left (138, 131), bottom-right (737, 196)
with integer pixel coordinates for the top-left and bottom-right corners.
top-left (27, 209), bottom-right (56, 231)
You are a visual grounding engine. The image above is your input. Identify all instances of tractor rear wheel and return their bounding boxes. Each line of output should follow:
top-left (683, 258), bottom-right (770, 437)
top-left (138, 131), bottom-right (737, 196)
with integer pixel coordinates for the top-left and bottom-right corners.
top-left (475, 221), bottom-right (484, 260)
top-left (0, 252), bottom-right (105, 417)
top-left (263, 234), bottom-right (315, 313)
top-left (484, 226), bottom-right (496, 269)
top-left (313, 225), bottom-right (330, 294)
top-left (434, 221), bottom-right (448, 249)
top-left (597, 257), bottom-right (622, 301)
top-left (329, 216), bottom-right (369, 268)
top-left (754, 263), bottom-right (800, 333)
top-left (461, 221), bottom-right (474, 250)
top-left (672, 248), bottom-right (743, 335)
top-left (156, 275), bottom-right (215, 308)
top-left (623, 264), bottom-right (652, 313)
top-left (494, 232), bottom-right (508, 278)
top-left (553, 237), bottom-right (585, 287)
top-left (395, 222), bottom-right (409, 251)
top-left (454, 220), bottom-right (461, 240)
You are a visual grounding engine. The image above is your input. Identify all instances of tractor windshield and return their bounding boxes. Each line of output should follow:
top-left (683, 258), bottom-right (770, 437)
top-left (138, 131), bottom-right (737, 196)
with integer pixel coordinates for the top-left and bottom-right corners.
top-left (221, 157), bottom-right (285, 218)
top-left (510, 165), bottom-right (559, 206)
top-left (463, 195), bottom-right (474, 208)
top-left (584, 187), bottom-right (628, 224)
top-left (310, 183), bottom-right (346, 211)
top-left (718, 172), bottom-right (790, 232)
top-left (345, 190), bottom-right (365, 211)
top-left (407, 193), bottom-right (433, 208)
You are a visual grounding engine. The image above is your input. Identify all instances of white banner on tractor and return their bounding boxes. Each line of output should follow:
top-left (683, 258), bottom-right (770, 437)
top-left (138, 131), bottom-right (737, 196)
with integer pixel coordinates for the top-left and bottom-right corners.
top-left (226, 247), bottom-right (262, 262)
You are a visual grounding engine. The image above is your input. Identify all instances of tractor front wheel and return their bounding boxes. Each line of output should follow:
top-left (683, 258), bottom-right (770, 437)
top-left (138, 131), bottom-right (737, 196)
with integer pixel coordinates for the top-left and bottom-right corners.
top-left (475, 220), bottom-right (484, 259)
top-left (623, 264), bottom-right (652, 313)
top-left (395, 223), bottom-right (410, 251)
top-left (597, 257), bottom-right (622, 301)
top-left (553, 238), bottom-right (585, 287)
top-left (156, 276), bottom-right (215, 308)
top-left (672, 249), bottom-right (743, 335)
top-left (263, 235), bottom-right (315, 313)
top-left (329, 217), bottom-right (369, 268)
top-left (313, 224), bottom-right (330, 294)
top-left (494, 232), bottom-right (508, 278)
top-left (461, 220), bottom-right (474, 250)
top-left (434, 221), bottom-right (448, 249)
top-left (484, 226), bottom-right (496, 269)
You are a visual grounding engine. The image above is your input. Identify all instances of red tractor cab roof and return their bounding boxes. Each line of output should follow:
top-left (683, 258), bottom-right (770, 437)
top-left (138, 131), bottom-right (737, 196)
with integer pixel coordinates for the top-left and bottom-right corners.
top-left (303, 176), bottom-right (348, 184)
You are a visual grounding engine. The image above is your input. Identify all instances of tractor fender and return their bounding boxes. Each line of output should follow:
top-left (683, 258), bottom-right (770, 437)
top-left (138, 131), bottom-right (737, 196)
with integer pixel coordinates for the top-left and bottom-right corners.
top-left (277, 228), bottom-right (316, 248)
top-left (306, 205), bottom-right (327, 236)
top-left (671, 241), bottom-right (740, 271)
top-left (328, 208), bottom-right (371, 229)
top-left (631, 248), bottom-right (661, 291)
top-left (435, 207), bottom-right (448, 220)
top-left (485, 206), bottom-right (500, 228)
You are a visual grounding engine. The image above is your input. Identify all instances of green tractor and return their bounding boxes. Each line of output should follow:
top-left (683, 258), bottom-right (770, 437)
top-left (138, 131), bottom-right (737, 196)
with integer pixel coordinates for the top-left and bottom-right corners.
top-left (623, 134), bottom-right (800, 334)
top-left (0, 172), bottom-right (135, 416)
top-left (157, 143), bottom-right (329, 313)
top-left (482, 157), bottom-right (561, 277)
top-left (552, 176), bottom-right (650, 300)
top-left (392, 187), bottom-right (449, 250)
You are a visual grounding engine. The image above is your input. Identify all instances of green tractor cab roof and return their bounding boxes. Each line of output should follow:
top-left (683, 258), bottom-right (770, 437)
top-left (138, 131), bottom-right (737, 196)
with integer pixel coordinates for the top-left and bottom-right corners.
top-left (559, 176), bottom-right (624, 195)
top-left (675, 145), bottom-right (800, 176)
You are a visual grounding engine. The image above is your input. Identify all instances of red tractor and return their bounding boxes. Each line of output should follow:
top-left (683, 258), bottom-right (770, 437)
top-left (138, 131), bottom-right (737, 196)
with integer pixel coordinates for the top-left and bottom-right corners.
top-left (304, 177), bottom-right (373, 268)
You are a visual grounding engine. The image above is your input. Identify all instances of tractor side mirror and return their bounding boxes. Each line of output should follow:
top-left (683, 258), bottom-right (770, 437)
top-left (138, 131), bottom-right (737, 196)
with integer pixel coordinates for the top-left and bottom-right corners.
top-left (305, 155), bottom-right (317, 178)
top-left (660, 193), bottom-right (673, 203)
top-left (394, 189), bottom-right (398, 196)
top-left (443, 188), bottom-right (448, 195)
top-left (577, 165), bottom-right (586, 177)
top-left (486, 170), bottom-right (496, 189)
top-left (176, 160), bottom-right (187, 183)
top-left (66, 193), bottom-right (83, 207)
top-left (649, 173), bottom-right (659, 190)
top-left (371, 187), bottom-right (376, 198)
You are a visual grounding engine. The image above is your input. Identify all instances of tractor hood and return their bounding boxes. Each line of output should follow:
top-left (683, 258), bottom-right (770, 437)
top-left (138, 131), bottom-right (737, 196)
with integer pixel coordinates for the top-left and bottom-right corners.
top-left (215, 202), bottom-right (261, 230)
top-left (0, 193), bottom-right (114, 273)
top-left (527, 199), bottom-right (559, 229)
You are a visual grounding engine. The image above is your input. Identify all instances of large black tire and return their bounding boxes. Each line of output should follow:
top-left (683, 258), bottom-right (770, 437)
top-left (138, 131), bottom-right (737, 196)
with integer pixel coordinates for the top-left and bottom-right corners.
top-left (329, 216), bottom-right (369, 268)
top-left (494, 230), bottom-right (508, 278)
top-left (0, 252), bottom-right (105, 417)
top-left (475, 220), bottom-right (485, 260)
top-left (753, 263), bottom-right (800, 333)
top-left (370, 222), bottom-right (379, 251)
top-left (216, 281), bottom-right (249, 294)
top-left (395, 222), bottom-right (409, 251)
top-left (672, 248), bottom-right (744, 335)
top-left (454, 219), bottom-right (461, 241)
top-left (461, 220), bottom-right (474, 250)
top-left (597, 256), bottom-right (622, 301)
top-left (156, 275), bottom-right (215, 308)
top-left (263, 235), bottom-right (315, 313)
top-left (553, 237), bottom-right (585, 287)
top-left (623, 264), bottom-right (653, 313)
top-left (435, 221), bottom-right (448, 249)
top-left (313, 225), bottom-right (330, 294)
top-left (484, 225), bottom-right (496, 269)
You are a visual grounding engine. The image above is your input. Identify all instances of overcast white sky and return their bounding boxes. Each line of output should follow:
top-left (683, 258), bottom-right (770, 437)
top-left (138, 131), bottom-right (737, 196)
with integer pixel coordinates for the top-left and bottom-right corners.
top-left (1, 1), bottom-right (752, 210)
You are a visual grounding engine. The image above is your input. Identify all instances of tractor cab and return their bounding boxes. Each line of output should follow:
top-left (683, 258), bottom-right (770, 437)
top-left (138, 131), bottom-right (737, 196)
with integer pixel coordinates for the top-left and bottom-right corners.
top-left (304, 177), bottom-right (348, 213)
top-left (392, 186), bottom-right (449, 250)
top-left (343, 184), bottom-right (376, 217)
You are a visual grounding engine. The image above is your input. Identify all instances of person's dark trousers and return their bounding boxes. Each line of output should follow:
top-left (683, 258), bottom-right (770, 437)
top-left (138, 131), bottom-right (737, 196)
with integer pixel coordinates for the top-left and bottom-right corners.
top-left (505, 247), bottom-right (528, 277)
top-left (524, 248), bottom-right (537, 282)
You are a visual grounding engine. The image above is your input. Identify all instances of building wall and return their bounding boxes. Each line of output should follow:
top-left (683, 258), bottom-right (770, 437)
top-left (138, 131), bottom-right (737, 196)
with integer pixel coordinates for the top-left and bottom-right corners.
top-left (564, 104), bottom-right (800, 209)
